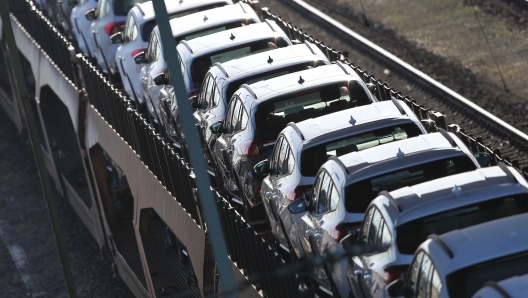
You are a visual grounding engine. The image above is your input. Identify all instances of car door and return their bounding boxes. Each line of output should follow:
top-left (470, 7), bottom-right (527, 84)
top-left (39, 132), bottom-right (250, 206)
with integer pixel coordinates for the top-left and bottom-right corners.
top-left (116, 14), bottom-right (138, 96)
top-left (91, 0), bottom-right (111, 71)
top-left (146, 36), bottom-right (166, 123)
top-left (262, 137), bottom-right (283, 236)
top-left (141, 33), bottom-right (158, 118)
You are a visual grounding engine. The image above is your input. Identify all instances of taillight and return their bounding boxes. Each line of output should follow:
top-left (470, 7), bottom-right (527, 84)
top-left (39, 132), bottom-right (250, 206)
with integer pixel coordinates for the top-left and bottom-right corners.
top-left (332, 222), bottom-right (361, 242)
top-left (383, 265), bottom-right (409, 284)
top-left (131, 48), bottom-right (146, 59)
top-left (241, 140), bottom-right (276, 157)
top-left (293, 185), bottom-right (312, 200)
top-left (104, 22), bottom-right (125, 36)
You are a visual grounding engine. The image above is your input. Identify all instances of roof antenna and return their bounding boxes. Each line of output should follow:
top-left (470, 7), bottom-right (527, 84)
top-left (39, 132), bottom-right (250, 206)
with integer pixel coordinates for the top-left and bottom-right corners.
top-left (267, 56), bottom-right (273, 64)
top-left (396, 148), bottom-right (404, 160)
top-left (298, 76), bottom-right (304, 84)
top-left (179, 0), bottom-right (183, 4)
top-left (452, 185), bottom-right (462, 197)
top-left (203, 15), bottom-right (208, 22)
top-left (475, 10), bottom-right (509, 92)
top-left (349, 115), bottom-right (356, 125)
top-left (230, 33), bottom-right (235, 40)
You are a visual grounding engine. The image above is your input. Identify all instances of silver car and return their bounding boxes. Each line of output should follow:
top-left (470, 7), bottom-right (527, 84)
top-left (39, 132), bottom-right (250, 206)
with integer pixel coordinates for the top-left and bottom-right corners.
top-left (71, 0), bottom-right (98, 58)
top-left (211, 63), bottom-right (376, 224)
top-left (472, 273), bottom-right (528, 298)
top-left (113, 0), bottom-right (233, 109)
top-left (350, 164), bottom-right (528, 298)
top-left (287, 131), bottom-right (480, 297)
top-left (387, 213), bottom-right (528, 298)
top-left (189, 42), bottom-right (330, 165)
top-left (137, 3), bottom-right (261, 125)
top-left (259, 99), bottom-right (427, 259)
top-left (87, 0), bottom-right (148, 82)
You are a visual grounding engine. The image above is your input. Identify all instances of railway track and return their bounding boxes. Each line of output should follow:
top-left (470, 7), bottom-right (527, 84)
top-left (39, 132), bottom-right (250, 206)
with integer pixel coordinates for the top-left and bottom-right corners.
top-left (2, 0), bottom-right (528, 297)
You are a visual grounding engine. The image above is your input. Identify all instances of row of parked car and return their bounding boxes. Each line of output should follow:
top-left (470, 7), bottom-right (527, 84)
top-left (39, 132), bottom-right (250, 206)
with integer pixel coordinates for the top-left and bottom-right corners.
top-left (37, 0), bottom-right (528, 297)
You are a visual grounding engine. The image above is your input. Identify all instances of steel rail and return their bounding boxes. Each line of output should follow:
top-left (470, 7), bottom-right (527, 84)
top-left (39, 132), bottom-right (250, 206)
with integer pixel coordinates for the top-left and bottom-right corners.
top-left (279, 0), bottom-right (528, 149)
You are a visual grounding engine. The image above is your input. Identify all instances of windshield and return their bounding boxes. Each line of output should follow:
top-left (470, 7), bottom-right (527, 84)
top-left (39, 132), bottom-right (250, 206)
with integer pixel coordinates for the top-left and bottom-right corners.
top-left (301, 123), bottom-right (423, 176)
top-left (190, 38), bottom-right (289, 84)
top-left (254, 81), bottom-right (372, 142)
top-left (447, 251), bottom-right (528, 297)
top-left (397, 193), bottom-right (528, 255)
top-left (344, 155), bottom-right (477, 213)
top-left (176, 20), bottom-right (257, 43)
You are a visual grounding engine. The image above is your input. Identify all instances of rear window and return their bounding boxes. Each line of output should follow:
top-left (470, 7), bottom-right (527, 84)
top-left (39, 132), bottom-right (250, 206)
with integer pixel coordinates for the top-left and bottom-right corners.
top-left (446, 251), bottom-right (528, 298)
top-left (344, 155), bottom-right (477, 213)
top-left (225, 61), bottom-right (327, 106)
top-left (397, 193), bottom-right (528, 255)
top-left (301, 123), bottom-right (423, 176)
top-left (176, 20), bottom-right (258, 43)
top-left (140, 4), bottom-right (231, 41)
top-left (254, 81), bottom-right (372, 141)
top-left (114, 0), bottom-right (148, 16)
top-left (190, 38), bottom-right (290, 84)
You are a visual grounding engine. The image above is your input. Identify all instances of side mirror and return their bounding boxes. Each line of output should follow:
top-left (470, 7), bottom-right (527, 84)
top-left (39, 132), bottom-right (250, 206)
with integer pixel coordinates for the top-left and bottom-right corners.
top-left (84, 8), bottom-right (96, 21)
top-left (153, 72), bottom-right (168, 86)
top-left (253, 159), bottom-right (270, 176)
top-left (190, 95), bottom-right (199, 109)
top-left (287, 198), bottom-right (308, 214)
top-left (474, 152), bottom-right (492, 167)
top-left (133, 51), bottom-right (146, 64)
top-left (110, 32), bottom-right (123, 44)
top-left (420, 119), bottom-right (437, 133)
top-left (209, 121), bottom-right (224, 134)
top-left (386, 279), bottom-right (405, 297)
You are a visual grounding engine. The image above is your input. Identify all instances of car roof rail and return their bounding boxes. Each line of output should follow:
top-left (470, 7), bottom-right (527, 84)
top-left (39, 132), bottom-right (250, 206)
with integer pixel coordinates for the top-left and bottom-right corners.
top-left (240, 84), bottom-right (257, 98)
top-left (180, 40), bottom-right (193, 53)
top-left (265, 19), bottom-right (276, 32)
top-left (438, 128), bottom-right (457, 148)
top-left (427, 234), bottom-right (454, 258)
top-left (390, 97), bottom-right (406, 115)
top-left (328, 156), bottom-right (349, 175)
top-left (287, 122), bottom-right (305, 140)
top-left (379, 190), bottom-right (401, 212)
top-left (335, 61), bottom-right (349, 75)
top-left (213, 62), bottom-right (229, 78)
top-left (482, 281), bottom-right (512, 298)
top-left (498, 162), bottom-right (518, 183)
top-left (304, 41), bottom-right (316, 54)
top-left (238, 2), bottom-right (247, 12)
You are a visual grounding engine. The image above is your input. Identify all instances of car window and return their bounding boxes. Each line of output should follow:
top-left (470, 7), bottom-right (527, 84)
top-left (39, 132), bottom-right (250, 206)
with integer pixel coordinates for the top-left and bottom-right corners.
top-left (271, 137), bottom-right (283, 176)
top-left (224, 99), bottom-right (236, 133)
top-left (315, 172), bottom-right (332, 214)
top-left (406, 251), bottom-right (425, 297)
top-left (202, 76), bottom-right (214, 110)
top-left (97, 0), bottom-right (109, 19)
top-left (330, 184), bottom-right (339, 211)
top-left (344, 155), bottom-right (477, 214)
top-left (124, 15), bottom-right (137, 44)
top-left (211, 83), bottom-right (221, 108)
top-left (238, 105), bottom-right (248, 132)
top-left (360, 207), bottom-right (375, 245)
top-left (300, 123), bottom-right (423, 177)
top-left (224, 98), bottom-right (242, 134)
top-left (368, 209), bottom-right (382, 246)
top-left (277, 139), bottom-right (293, 177)
top-left (147, 34), bottom-right (157, 64)
top-left (311, 172), bottom-right (325, 211)
top-left (396, 193), bottom-right (528, 255)
top-left (417, 253), bottom-right (433, 298)
top-left (199, 75), bottom-right (211, 107)
top-left (429, 269), bottom-right (442, 298)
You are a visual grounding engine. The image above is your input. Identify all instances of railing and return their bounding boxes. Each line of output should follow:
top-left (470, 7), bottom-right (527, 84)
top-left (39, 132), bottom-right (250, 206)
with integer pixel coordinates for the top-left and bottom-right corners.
top-left (6, 0), bottom-right (528, 296)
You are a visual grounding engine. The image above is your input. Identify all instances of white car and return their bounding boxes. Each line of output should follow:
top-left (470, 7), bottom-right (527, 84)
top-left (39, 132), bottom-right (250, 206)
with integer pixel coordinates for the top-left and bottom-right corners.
top-left (350, 164), bottom-right (528, 298)
top-left (70, 0), bottom-right (98, 58)
top-left (288, 130), bottom-right (480, 297)
top-left (259, 99), bottom-right (427, 258)
top-left (473, 273), bottom-right (528, 298)
top-left (113, 0), bottom-right (233, 109)
top-left (387, 213), bottom-right (528, 297)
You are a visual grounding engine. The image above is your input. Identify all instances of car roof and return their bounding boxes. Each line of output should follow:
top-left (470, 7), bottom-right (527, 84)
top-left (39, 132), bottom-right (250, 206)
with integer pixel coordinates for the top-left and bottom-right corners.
top-left (136, 0), bottom-right (232, 21)
top-left (431, 213), bottom-right (528, 273)
top-left (381, 166), bottom-right (528, 226)
top-left (245, 63), bottom-right (364, 101)
top-left (296, 100), bottom-right (421, 143)
top-left (167, 3), bottom-right (259, 37)
top-left (473, 273), bottom-right (528, 297)
top-left (177, 21), bottom-right (289, 58)
top-left (333, 132), bottom-right (472, 180)
top-left (208, 42), bottom-right (328, 81)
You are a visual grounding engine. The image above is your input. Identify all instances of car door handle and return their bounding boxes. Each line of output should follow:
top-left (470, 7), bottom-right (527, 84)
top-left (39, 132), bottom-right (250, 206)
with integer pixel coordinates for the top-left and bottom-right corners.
top-left (319, 220), bottom-right (324, 225)
top-left (272, 195), bottom-right (279, 201)
top-left (364, 274), bottom-right (372, 282)
top-left (314, 233), bottom-right (323, 240)
top-left (265, 191), bottom-right (273, 199)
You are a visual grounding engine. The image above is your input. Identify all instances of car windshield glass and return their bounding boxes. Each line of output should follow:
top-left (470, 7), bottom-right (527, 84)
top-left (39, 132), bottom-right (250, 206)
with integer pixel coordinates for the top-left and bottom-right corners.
top-left (114, 0), bottom-right (148, 16)
top-left (446, 251), bottom-right (528, 298)
top-left (225, 61), bottom-right (326, 106)
top-left (254, 81), bottom-right (372, 142)
top-left (176, 20), bottom-right (258, 43)
top-left (190, 38), bottom-right (289, 84)
top-left (396, 193), bottom-right (528, 255)
top-left (300, 123), bottom-right (423, 176)
top-left (344, 155), bottom-right (477, 213)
